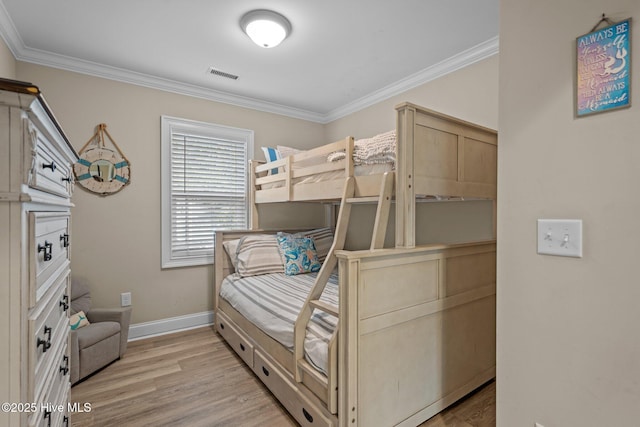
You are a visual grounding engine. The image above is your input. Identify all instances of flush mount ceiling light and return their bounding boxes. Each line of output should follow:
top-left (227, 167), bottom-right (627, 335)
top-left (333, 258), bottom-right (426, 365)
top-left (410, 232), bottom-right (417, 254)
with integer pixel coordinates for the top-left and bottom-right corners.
top-left (240, 9), bottom-right (291, 48)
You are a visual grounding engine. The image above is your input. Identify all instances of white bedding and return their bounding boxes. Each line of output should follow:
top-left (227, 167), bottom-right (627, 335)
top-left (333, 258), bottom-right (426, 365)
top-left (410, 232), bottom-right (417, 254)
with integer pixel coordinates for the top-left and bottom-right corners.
top-left (328, 129), bottom-right (396, 165)
top-left (219, 271), bottom-right (338, 376)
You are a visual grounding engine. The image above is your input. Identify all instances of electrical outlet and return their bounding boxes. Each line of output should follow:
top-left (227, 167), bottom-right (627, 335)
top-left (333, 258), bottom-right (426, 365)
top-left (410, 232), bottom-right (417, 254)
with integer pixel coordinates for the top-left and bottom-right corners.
top-left (535, 423), bottom-right (545, 427)
top-left (537, 219), bottom-right (583, 258)
top-left (120, 292), bottom-right (132, 307)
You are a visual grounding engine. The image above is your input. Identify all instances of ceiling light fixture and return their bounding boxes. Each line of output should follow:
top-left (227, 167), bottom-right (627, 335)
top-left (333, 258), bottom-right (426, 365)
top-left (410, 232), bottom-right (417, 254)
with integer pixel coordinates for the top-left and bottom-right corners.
top-left (240, 9), bottom-right (291, 48)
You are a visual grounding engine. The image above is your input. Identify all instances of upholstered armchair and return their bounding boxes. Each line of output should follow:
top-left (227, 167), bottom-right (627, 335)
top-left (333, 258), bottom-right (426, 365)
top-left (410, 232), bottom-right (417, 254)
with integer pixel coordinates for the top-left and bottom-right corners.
top-left (70, 278), bottom-right (132, 385)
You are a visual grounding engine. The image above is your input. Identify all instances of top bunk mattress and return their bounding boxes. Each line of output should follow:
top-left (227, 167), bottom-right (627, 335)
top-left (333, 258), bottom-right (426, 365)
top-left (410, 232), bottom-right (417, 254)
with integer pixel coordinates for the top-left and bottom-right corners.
top-left (219, 271), bottom-right (338, 376)
top-left (263, 163), bottom-right (393, 189)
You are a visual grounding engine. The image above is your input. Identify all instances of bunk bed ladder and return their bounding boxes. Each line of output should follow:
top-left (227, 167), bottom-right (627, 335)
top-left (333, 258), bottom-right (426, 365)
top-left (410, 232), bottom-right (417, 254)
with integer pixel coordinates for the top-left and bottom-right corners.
top-left (293, 171), bottom-right (394, 414)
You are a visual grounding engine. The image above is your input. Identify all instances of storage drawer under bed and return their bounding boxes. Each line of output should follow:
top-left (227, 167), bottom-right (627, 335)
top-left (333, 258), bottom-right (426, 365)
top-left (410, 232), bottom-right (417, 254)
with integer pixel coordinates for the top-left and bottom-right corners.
top-left (253, 350), bottom-right (333, 427)
top-left (216, 311), bottom-right (254, 368)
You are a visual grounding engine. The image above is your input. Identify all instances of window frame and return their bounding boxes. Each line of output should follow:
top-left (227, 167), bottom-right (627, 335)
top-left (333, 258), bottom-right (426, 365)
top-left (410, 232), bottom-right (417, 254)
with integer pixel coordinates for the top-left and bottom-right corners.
top-left (161, 115), bottom-right (254, 268)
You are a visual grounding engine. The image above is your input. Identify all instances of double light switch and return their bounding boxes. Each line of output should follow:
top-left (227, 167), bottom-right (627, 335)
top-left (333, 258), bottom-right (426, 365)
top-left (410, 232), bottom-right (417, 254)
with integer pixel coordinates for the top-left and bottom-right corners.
top-left (537, 219), bottom-right (583, 258)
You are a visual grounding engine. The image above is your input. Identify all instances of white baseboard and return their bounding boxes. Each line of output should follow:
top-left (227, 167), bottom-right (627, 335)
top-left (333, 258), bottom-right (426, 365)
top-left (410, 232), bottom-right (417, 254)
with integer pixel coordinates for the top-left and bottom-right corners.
top-left (128, 310), bottom-right (214, 341)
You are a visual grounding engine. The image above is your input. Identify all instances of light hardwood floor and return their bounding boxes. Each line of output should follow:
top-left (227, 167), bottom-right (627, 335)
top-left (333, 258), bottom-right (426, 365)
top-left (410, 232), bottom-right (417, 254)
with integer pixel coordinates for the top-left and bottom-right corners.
top-left (71, 326), bottom-right (495, 427)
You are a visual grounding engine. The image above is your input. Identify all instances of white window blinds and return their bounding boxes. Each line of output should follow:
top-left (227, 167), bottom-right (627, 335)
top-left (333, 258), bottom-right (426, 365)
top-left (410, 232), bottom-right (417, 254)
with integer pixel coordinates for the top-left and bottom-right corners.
top-left (161, 116), bottom-right (254, 268)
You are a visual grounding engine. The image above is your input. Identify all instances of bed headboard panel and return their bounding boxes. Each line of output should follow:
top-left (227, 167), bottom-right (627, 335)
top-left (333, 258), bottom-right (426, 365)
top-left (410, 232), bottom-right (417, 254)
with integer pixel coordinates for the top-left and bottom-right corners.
top-left (395, 103), bottom-right (497, 248)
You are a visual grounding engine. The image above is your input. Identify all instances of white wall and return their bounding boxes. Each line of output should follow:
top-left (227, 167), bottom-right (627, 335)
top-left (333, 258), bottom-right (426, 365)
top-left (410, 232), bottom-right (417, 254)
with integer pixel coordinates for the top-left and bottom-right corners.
top-left (498, 1), bottom-right (640, 426)
top-left (0, 36), bottom-right (15, 79)
top-left (325, 55), bottom-right (498, 141)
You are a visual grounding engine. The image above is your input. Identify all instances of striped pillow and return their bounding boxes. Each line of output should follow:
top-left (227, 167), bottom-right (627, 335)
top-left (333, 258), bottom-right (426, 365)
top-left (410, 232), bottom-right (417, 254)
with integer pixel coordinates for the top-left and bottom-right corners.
top-left (302, 228), bottom-right (334, 263)
top-left (235, 235), bottom-right (284, 277)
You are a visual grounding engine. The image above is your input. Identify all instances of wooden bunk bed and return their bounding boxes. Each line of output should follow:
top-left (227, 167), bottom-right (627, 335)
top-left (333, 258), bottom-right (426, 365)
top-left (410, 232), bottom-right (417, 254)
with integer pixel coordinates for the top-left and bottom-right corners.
top-left (214, 102), bottom-right (497, 426)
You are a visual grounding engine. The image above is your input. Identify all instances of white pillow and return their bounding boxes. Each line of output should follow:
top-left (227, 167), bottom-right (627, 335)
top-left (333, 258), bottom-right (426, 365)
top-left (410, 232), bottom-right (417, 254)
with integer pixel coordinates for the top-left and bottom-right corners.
top-left (261, 147), bottom-right (281, 175)
top-left (69, 311), bottom-right (90, 330)
top-left (276, 145), bottom-right (301, 158)
top-left (222, 239), bottom-right (241, 269)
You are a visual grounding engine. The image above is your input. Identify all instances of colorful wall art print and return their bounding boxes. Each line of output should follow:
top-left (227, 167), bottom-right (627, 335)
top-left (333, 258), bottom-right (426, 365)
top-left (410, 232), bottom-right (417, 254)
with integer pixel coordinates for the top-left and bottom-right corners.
top-left (576, 18), bottom-right (631, 117)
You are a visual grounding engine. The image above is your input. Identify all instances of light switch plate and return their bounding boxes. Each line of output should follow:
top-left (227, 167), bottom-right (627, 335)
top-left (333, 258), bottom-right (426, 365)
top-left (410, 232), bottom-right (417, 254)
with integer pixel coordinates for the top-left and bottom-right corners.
top-left (537, 219), bottom-right (583, 258)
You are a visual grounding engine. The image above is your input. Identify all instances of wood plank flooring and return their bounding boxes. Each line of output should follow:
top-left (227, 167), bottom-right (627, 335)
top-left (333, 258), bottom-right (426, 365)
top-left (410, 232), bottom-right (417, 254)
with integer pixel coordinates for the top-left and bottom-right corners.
top-left (70, 326), bottom-right (495, 427)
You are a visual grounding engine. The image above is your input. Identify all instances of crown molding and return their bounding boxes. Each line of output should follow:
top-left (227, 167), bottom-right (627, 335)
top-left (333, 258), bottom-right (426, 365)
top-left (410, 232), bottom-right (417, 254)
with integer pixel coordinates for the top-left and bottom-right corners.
top-left (0, 2), bottom-right (498, 124)
top-left (0, 0), bottom-right (22, 56)
top-left (323, 36), bottom-right (499, 123)
top-left (11, 45), bottom-right (327, 123)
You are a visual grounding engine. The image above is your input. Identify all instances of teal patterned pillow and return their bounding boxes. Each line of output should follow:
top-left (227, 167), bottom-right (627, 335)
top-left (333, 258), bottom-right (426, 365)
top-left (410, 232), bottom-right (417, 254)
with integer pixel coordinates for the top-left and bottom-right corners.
top-left (277, 234), bottom-right (321, 276)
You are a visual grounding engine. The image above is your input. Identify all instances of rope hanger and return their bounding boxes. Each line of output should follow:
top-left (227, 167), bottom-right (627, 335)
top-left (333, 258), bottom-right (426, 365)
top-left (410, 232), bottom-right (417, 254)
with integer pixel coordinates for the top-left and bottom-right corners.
top-left (78, 123), bottom-right (129, 164)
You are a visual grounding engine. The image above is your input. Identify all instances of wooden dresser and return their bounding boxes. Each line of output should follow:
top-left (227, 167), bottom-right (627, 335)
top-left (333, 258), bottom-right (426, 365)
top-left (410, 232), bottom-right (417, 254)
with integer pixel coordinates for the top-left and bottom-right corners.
top-left (0, 79), bottom-right (78, 427)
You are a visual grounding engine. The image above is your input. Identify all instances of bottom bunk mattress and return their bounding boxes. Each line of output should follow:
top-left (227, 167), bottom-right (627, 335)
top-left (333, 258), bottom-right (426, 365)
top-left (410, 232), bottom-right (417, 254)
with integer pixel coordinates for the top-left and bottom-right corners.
top-left (219, 271), bottom-right (338, 376)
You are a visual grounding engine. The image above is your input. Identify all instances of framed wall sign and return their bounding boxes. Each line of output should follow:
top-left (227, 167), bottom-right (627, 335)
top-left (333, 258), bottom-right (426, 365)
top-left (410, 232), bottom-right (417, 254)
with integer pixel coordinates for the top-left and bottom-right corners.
top-left (576, 17), bottom-right (632, 117)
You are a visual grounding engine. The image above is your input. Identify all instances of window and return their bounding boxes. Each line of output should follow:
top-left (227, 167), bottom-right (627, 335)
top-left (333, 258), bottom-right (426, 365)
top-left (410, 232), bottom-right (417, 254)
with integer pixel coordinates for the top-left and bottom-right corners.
top-left (161, 116), bottom-right (253, 268)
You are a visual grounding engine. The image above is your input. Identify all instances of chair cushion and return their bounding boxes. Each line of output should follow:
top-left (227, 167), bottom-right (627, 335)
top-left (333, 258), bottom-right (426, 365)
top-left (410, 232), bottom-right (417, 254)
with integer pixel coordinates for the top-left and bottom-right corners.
top-left (76, 321), bottom-right (120, 349)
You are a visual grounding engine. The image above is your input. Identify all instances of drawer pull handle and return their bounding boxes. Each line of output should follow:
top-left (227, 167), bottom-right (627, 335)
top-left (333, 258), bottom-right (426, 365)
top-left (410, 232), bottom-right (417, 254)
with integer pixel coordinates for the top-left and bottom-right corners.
top-left (302, 408), bottom-right (314, 423)
top-left (60, 233), bottom-right (70, 248)
top-left (37, 337), bottom-right (50, 352)
top-left (60, 295), bottom-right (69, 311)
top-left (62, 176), bottom-right (72, 182)
top-left (239, 343), bottom-right (245, 352)
top-left (38, 241), bottom-right (53, 261)
top-left (42, 161), bottom-right (57, 172)
top-left (219, 323), bottom-right (225, 330)
top-left (262, 366), bottom-right (270, 376)
top-left (38, 325), bottom-right (52, 353)
top-left (44, 410), bottom-right (52, 426)
top-left (63, 416), bottom-right (69, 427)
top-left (60, 355), bottom-right (69, 375)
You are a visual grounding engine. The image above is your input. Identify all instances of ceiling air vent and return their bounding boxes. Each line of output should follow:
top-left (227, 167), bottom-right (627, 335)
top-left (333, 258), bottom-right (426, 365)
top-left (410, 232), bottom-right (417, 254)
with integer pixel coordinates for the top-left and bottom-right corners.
top-left (208, 67), bottom-right (239, 80)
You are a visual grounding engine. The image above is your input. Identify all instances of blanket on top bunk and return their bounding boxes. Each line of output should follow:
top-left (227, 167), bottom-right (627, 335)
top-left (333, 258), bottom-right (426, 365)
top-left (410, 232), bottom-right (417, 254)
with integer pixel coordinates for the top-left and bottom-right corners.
top-left (219, 271), bottom-right (338, 376)
top-left (327, 129), bottom-right (396, 165)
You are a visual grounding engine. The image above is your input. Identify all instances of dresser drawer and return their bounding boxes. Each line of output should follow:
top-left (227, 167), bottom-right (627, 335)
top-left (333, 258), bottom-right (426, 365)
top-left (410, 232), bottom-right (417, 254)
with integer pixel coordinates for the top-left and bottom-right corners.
top-left (216, 312), bottom-right (254, 368)
top-left (29, 274), bottom-right (70, 405)
top-left (254, 350), bottom-right (333, 427)
top-left (47, 385), bottom-right (71, 427)
top-left (26, 118), bottom-right (74, 198)
top-left (43, 348), bottom-right (70, 427)
top-left (29, 212), bottom-right (71, 307)
top-left (28, 341), bottom-right (70, 427)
